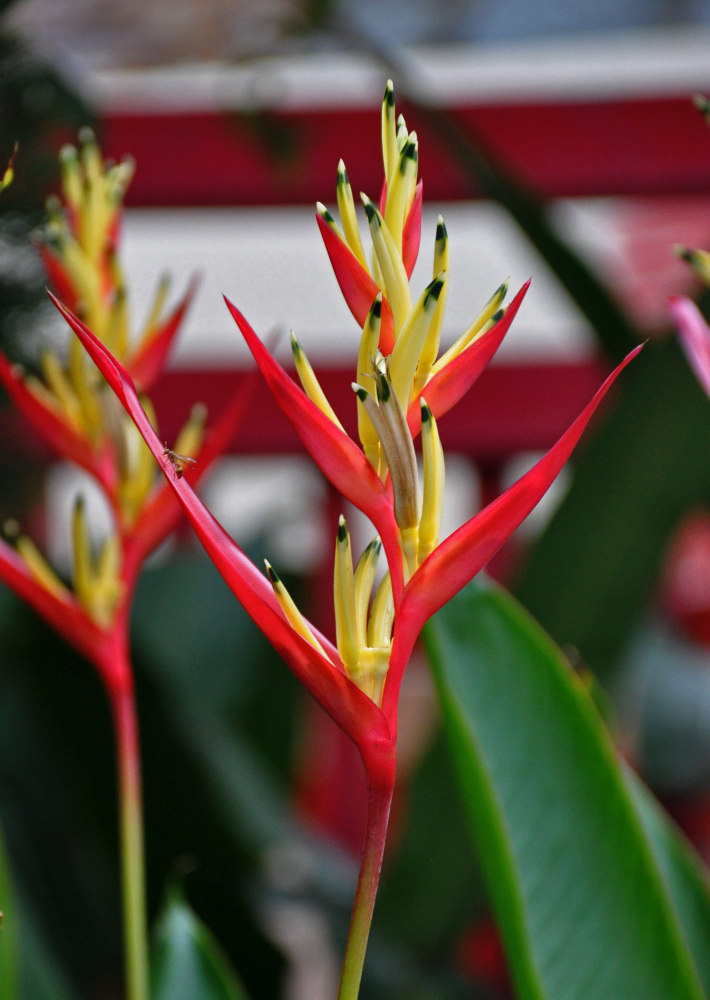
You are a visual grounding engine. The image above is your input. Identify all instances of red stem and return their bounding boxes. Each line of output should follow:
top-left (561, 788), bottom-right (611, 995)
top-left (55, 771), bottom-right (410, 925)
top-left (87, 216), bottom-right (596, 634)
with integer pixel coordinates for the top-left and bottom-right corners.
top-left (337, 741), bottom-right (396, 1000)
top-left (104, 634), bottom-right (149, 1000)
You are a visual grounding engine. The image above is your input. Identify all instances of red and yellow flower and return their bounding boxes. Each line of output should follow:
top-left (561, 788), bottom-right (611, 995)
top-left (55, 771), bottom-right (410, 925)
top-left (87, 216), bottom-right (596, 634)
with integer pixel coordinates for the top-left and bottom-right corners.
top-left (54, 82), bottom-right (640, 1000)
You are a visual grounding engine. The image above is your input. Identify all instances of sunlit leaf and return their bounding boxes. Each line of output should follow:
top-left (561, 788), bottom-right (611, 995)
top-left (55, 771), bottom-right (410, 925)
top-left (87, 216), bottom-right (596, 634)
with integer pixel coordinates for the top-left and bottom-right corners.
top-left (424, 578), bottom-right (707, 1000)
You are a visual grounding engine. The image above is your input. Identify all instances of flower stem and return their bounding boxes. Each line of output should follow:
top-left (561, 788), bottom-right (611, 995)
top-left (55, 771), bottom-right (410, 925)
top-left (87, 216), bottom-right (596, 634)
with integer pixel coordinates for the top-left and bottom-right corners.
top-left (111, 667), bottom-right (149, 1000)
top-left (337, 747), bottom-right (396, 1000)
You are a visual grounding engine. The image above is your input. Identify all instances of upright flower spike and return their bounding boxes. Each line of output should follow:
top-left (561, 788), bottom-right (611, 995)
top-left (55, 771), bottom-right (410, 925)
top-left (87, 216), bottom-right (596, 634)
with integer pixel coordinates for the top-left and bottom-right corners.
top-left (316, 80), bottom-right (422, 353)
top-left (56, 79), bottom-right (642, 1000)
top-left (0, 131), bottom-right (198, 507)
top-left (0, 134), bottom-right (262, 1000)
top-left (38, 129), bottom-right (197, 388)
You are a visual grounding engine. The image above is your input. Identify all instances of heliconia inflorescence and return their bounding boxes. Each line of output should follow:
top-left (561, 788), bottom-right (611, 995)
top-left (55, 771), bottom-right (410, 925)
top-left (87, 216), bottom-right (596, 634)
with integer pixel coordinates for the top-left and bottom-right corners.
top-left (0, 132), bottom-right (254, 1000)
top-left (0, 131), bottom-right (252, 669)
top-left (59, 80), bottom-right (641, 751)
top-left (52, 81), bottom-right (641, 1000)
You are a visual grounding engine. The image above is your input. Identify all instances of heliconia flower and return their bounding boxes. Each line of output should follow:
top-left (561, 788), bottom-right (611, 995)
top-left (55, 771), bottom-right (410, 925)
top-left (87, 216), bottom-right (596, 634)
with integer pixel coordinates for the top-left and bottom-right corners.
top-left (52, 80), bottom-right (642, 999)
top-left (53, 78), bottom-right (642, 753)
top-left (0, 130), bottom-right (260, 1000)
top-left (670, 295), bottom-right (710, 399)
top-left (227, 300), bottom-right (640, 719)
top-left (54, 289), bottom-right (641, 749)
top-left (0, 128), bottom-right (254, 679)
top-left (0, 129), bottom-right (199, 512)
top-left (54, 274), bottom-right (639, 1000)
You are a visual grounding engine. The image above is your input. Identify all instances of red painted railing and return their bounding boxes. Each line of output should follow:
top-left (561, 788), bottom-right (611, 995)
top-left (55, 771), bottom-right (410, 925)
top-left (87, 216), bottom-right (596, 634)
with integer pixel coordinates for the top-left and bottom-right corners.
top-left (100, 96), bottom-right (710, 208)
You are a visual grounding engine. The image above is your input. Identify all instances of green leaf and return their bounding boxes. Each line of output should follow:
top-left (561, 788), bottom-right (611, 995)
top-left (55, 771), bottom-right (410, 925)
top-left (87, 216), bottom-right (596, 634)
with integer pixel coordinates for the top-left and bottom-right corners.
top-left (0, 827), bottom-right (72, 1000)
top-left (0, 821), bottom-right (19, 1000)
top-left (151, 892), bottom-right (250, 1000)
top-left (625, 771), bottom-right (710, 998)
top-left (424, 578), bottom-right (707, 1000)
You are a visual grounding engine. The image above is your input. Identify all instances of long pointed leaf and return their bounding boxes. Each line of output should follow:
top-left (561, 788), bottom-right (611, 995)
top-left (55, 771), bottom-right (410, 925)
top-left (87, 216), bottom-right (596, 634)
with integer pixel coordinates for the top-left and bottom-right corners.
top-left (424, 578), bottom-right (707, 1000)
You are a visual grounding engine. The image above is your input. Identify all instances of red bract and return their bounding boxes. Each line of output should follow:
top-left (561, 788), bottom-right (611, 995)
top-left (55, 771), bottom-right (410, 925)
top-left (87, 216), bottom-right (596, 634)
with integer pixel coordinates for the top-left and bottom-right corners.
top-left (126, 276), bottom-right (199, 392)
top-left (0, 535), bottom-right (110, 668)
top-left (405, 281), bottom-right (530, 435)
top-left (670, 295), bottom-right (710, 398)
top-left (401, 180), bottom-right (423, 277)
top-left (316, 211), bottom-right (396, 353)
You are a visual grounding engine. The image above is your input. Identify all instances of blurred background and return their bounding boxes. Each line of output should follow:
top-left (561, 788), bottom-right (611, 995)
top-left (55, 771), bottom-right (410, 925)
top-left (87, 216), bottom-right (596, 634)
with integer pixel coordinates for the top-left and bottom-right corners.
top-left (3, 0), bottom-right (710, 997)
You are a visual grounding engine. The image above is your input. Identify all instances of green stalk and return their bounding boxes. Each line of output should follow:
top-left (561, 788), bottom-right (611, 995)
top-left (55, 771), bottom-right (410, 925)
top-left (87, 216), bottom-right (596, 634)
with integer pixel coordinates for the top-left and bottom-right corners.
top-left (109, 647), bottom-right (149, 1000)
top-left (338, 748), bottom-right (396, 1000)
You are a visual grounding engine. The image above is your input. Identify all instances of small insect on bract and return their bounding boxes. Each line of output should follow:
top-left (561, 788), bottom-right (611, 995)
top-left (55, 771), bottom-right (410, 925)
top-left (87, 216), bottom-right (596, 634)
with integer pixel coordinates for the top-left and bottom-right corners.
top-left (163, 443), bottom-right (197, 479)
